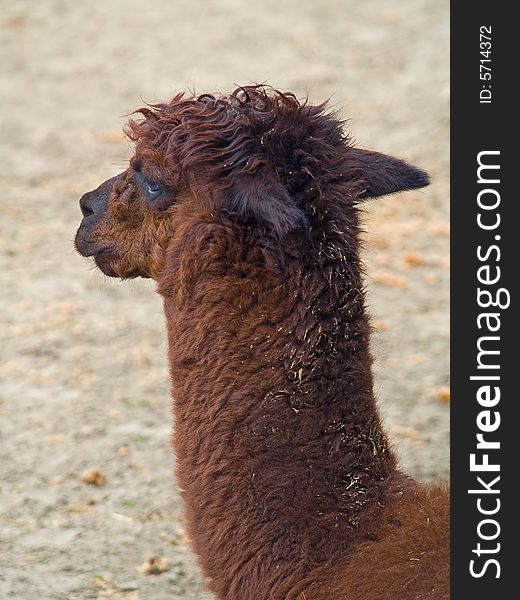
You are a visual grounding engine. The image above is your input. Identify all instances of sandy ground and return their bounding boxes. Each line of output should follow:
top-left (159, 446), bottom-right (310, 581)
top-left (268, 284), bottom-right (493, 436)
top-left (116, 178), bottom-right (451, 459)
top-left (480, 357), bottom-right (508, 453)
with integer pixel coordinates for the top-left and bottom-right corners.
top-left (0, 1), bottom-right (449, 598)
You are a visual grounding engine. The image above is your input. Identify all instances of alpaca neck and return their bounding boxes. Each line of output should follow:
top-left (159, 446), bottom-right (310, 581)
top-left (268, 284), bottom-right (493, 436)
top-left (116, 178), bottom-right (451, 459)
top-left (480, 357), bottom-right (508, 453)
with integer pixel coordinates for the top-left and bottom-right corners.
top-left (159, 215), bottom-right (399, 597)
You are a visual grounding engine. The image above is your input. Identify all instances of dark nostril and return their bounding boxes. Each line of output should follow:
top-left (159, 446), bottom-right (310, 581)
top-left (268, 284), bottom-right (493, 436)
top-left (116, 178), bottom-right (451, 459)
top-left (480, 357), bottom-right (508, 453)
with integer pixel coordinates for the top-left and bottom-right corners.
top-left (80, 194), bottom-right (95, 218)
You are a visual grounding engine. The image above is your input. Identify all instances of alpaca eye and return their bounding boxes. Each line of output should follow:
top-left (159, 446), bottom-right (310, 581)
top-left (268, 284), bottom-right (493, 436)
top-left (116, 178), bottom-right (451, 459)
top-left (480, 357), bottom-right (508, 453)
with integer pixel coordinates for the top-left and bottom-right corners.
top-left (135, 171), bottom-right (164, 202)
top-left (145, 181), bottom-right (162, 199)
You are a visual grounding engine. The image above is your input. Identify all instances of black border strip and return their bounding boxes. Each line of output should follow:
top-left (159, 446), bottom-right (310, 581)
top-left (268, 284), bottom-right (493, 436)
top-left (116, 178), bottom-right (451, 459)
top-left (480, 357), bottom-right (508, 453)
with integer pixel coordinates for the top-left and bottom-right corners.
top-left (451, 3), bottom-right (515, 597)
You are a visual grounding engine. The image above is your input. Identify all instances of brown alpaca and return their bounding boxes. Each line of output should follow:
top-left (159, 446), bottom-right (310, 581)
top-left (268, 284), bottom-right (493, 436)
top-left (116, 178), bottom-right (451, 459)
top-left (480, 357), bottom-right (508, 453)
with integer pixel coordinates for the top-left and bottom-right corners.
top-left (75, 86), bottom-right (449, 599)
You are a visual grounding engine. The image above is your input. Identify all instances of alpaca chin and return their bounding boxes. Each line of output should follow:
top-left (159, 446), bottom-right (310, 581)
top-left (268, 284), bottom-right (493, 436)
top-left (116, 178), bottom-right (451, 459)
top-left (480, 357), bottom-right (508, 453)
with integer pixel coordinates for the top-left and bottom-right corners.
top-left (93, 254), bottom-right (119, 277)
top-left (75, 233), bottom-right (118, 277)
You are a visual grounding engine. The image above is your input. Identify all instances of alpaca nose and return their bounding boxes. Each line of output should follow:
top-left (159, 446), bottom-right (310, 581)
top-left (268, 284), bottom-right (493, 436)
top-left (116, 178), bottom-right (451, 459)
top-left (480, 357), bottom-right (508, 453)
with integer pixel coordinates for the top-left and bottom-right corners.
top-left (78, 173), bottom-right (120, 224)
top-left (80, 193), bottom-right (95, 218)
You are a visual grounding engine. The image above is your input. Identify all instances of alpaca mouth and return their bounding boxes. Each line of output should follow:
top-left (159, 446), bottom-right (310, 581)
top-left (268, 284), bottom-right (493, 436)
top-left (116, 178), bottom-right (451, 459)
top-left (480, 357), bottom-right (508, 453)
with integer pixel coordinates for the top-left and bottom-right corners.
top-left (75, 228), bottom-right (112, 257)
top-left (75, 231), bottom-right (119, 276)
top-left (79, 244), bottom-right (113, 259)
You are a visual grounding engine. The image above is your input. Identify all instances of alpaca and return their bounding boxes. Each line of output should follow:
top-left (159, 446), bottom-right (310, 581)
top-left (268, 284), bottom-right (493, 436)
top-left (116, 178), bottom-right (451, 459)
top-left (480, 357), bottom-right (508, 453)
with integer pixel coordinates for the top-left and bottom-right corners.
top-left (75, 86), bottom-right (449, 599)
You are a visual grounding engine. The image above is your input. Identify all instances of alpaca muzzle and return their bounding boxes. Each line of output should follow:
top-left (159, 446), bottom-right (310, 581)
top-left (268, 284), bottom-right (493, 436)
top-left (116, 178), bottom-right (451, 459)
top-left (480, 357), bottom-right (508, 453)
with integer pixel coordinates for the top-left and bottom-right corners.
top-left (75, 175), bottom-right (119, 255)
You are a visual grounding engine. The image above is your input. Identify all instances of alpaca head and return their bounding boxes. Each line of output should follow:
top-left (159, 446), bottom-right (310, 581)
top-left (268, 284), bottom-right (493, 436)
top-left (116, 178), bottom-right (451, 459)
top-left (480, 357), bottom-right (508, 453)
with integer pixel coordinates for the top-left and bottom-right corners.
top-left (75, 86), bottom-right (429, 279)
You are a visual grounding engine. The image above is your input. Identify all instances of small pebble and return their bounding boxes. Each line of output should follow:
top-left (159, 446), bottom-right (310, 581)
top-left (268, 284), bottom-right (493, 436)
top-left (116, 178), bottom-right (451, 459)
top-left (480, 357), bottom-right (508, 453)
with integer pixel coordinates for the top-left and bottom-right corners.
top-left (81, 468), bottom-right (107, 486)
top-left (138, 555), bottom-right (171, 575)
top-left (436, 387), bottom-right (450, 403)
top-left (119, 581), bottom-right (139, 591)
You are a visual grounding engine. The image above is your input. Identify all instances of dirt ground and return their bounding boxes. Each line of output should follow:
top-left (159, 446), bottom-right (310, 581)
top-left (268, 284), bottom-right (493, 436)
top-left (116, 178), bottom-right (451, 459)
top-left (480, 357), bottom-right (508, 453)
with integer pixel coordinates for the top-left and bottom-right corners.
top-left (0, 1), bottom-right (449, 598)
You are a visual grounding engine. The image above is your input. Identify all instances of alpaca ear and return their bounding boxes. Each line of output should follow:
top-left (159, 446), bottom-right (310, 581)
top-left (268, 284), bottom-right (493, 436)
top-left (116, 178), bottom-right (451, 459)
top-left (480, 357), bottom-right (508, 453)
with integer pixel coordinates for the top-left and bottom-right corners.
top-left (349, 148), bottom-right (430, 199)
top-left (226, 175), bottom-right (306, 236)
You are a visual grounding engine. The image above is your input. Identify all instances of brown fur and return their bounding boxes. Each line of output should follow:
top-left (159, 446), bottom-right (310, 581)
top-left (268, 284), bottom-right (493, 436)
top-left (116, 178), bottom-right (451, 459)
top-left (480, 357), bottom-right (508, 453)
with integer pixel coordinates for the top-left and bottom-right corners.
top-left (75, 86), bottom-right (448, 599)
